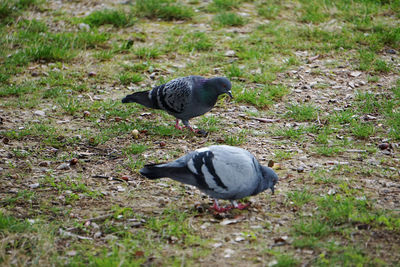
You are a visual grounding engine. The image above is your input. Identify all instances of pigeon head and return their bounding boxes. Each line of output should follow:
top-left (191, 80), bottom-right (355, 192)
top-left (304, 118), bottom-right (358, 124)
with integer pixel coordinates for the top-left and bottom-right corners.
top-left (205, 77), bottom-right (233, 99)
top-left (261, 166), bottom-right (278, 194)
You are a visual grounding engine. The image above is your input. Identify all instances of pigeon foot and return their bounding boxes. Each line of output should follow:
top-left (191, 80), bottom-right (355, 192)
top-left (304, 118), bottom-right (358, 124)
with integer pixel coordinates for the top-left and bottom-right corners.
top-left (174, 120), bottom-right (183, 130)
top-left (230, 200), bottom-right (250, 210)
top-left (182, 125), bottom-right (196, 132)
top-left (235, 203), bottom-right (250, 210)
top-left (210, 200), bottom-right (232, 213)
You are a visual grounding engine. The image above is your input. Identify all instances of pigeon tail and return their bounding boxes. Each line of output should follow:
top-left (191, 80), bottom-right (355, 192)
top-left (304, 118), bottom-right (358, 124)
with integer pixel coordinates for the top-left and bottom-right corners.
top-left (122, 91), bottom-right (154, 108)
top-left (140, 162), bottom-right (191, 180)
top-left (139, 163), bottom-right (166, 179)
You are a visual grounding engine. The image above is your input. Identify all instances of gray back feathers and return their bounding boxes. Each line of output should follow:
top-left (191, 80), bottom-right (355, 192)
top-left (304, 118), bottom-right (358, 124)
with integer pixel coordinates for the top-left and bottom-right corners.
top-left (140, 145), bottom-right (278, 201)
top-left (122, 76), bottom-right (232, 122)
top-left (150, 76), bottom-right (195, 116)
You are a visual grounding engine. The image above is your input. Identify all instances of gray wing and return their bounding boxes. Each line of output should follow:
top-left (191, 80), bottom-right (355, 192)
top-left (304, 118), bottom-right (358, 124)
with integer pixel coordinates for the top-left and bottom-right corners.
top-left (152, 77), bottom-right (193, 115)
top-left (186, 146), bottom-right (260, 199)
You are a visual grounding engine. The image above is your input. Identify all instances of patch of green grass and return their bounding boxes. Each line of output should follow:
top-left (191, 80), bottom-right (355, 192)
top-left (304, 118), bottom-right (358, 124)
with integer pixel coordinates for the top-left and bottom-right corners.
top-left (287, 190), bottom-right (313, 208)
top-left (0, 212), bottom-right (31, 233)
top-left (3, 30), bottom-right (109, 70)
top-left (93, 50), bottom-right (114, 61)
top-left (2, 122), bottom-right (80, 148)
top-left (273, 150), bottom-right (295, 161)
top-left (119, 72), bottom-right (144, 85)
top-left (83, 9), bottom-right (136, 27)
top-left (198, 115), bottom-right (221, 132)
top-left (329, 110), bottom-right (355, 125)
top-left (318, 195), bottom-right (371, 225)
top-left (299, 2), bottom-right (329, 23)
top-left (286, 104), bottom-right (318, 122)
top-left (274, 253), bottom-right (299, 267)
top-left (274, 127), bottom-right (305, 139)
top-left (0, 82), bottom-right (38, 97)
top-left (315, 244), bottom-right (386, 266)
top-left (387, 112), bottom-right (400, 140)
top-left (295, 194), bottom-right (400, 246)
top-left (224, 130), bottom-right (247, 145)
top-left (41, 175), bottom-right (102, 200)
top-left (133, 46), bottom-right (161, 59)
top-left (231, 39), bottom-right (273, 61)
top-left (315, 145), bottom-right (344, 157)
top-left (358, 50), bottom-right (392, 72)
top-left (126, 156), bottom-right (146, 171)
top-left (145, 208), bottom-right (198, 243)
top-left (233, 84), bottom-right (289, 108)
top-left (315, 128), bottom-right (333, 145)
top-left (257, 2), bottom-right (281, 19)
top-left (208, 0), bottom-right (242, 12)
top-left (57, 97), bottom-right (87, 115)
top-left (17, 18), bottom-right (48, 32)
top-left (1, 190), bottom-right (37, 207)
top-left (351, 121), bottom-right (374, 139)
top-left (373, 59), bottom-right (391, 72)
top-left (135, 0), bottom-right (194, 21)
top-left (74, 31), bottom-right (110, 49)
top-left (121, 62), bottom-right (150, 72)
top-left (182, 31), bottom-right (213, 52)
top-left (292, 236), bottom-right (320, 249)
top-left (294, 218), bottom-right (333, 238)
top-left (124, 144), bottom-right (148, 155)
top-left (27, 44), bottom-right (75, 62)
top-left (0, 73), bottom-right (10, 84)
top-left (0, 0), bottom-right (40, 25)
top-left (214, 12), bottom-right (246, 27)
top-left (226, 64), bottom-right (244, 78)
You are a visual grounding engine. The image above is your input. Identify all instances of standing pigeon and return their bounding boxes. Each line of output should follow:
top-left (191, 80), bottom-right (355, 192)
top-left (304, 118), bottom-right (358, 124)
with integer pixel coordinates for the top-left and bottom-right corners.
top-left (122, 76), bottom-right (232, 132)
top-left (140, 145), bottom-right (278, 212)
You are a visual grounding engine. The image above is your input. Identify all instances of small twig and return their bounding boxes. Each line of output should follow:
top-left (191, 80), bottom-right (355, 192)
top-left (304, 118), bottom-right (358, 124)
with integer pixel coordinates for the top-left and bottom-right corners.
top-left (86, 93), bottom-right (94, 102)
top-left (0, 191), bottom-right (19, 194)
top-left (249, 117), bottom-right (280, 123)
top-left (92, 175), bottom-right (109, 179)
top-left (81, 213), bottom-right (114, 222)
top-left (379, 190), bottom-right (400, 194)
top-left (317, 114), bottom-right (322, 126)
top-left (346, 149), bottom-right (367, 153)
top-left (302, 255), bottom-right (319, 267)
top-left (91, 175), bottom-right (127, 184)
top-left (59, 228), bottom-right (93, 240)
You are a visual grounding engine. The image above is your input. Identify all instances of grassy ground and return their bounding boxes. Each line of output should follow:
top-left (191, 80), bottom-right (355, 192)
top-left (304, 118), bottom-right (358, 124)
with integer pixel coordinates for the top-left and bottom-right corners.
top-left (1, 0), bottom-right (399, 266)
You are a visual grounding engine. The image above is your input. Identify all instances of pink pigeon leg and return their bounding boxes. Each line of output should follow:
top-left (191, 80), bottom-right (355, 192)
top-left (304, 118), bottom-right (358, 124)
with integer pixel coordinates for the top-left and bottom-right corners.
top-left (210, 199), bottom-right (232, 213)
top-left (174, 119), bottom-right (183, 130)
top-left (230, 200), bottom-right (250, 210)
top-left (186, 125), bottom-right (198, 133)
top-left (181, 120), bottom-right (198, 133)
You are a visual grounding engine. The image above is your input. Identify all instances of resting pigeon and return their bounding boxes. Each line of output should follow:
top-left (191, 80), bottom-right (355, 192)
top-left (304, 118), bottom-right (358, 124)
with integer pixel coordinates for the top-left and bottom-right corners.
top-left (122, 76), bottom-right (232, 132)
top-left (140, 145), bottom-right (278, 212)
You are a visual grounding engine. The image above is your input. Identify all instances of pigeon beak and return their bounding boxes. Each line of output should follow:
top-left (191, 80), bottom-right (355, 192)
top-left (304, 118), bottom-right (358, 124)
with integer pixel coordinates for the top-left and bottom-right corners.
top-left (271, 186), bottom-right (275, 195)
top-left (227, 90), bottom-right (233, 99)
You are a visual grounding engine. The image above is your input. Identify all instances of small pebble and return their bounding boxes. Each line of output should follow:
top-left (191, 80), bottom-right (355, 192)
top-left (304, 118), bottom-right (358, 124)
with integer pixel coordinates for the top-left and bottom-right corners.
top-left (70, 158), bottom-right (78, 165)
top-left (57, 163), bottom-right (70, 170)
top-left (29, 183), bottom-right (40, 189)
top-left (378, 143), bottom-right (389, 150)
top-left (39, 161), bottom-right (49, 167)
top-left (132, 129), bottom-right (139, 139)
top-left (34, 110), bottom-right (45, 116)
